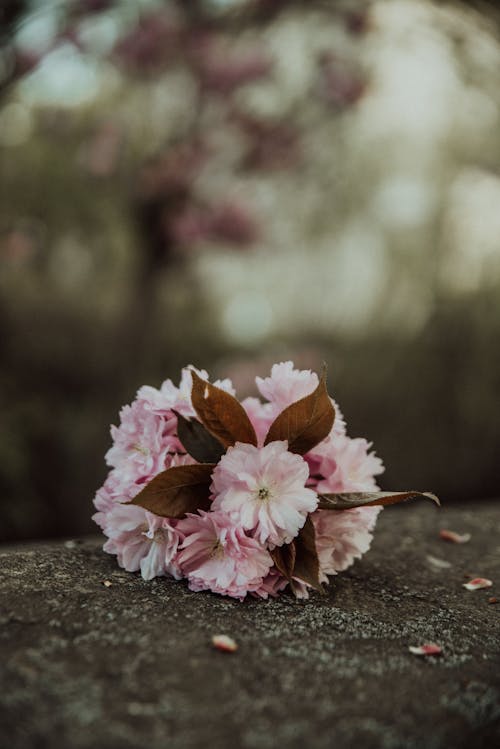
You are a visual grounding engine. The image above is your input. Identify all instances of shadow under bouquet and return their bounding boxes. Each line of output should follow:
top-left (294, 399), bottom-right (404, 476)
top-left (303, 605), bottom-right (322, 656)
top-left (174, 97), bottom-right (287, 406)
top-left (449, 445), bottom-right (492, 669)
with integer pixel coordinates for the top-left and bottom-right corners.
top-left (93, 362), bottom-right (437, 600)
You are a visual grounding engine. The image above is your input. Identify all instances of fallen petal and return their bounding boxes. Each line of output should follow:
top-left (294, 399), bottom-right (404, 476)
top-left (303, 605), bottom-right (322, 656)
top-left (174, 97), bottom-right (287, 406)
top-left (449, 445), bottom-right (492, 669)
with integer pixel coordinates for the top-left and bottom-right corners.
top-left (439, 529), bottom-right (471, 544)
top-left (102, 579), bottom-right (112, 587)
top-left (488, 597), bottom-right (498, 604)
top-left (426, 555), bottom-right (452, 570)
top-left (463, 578), bottom-right (493, 591)
top-left (409, 643), bottom-right (442, 656)
top-left (212, 634), bottom-right (238, 653)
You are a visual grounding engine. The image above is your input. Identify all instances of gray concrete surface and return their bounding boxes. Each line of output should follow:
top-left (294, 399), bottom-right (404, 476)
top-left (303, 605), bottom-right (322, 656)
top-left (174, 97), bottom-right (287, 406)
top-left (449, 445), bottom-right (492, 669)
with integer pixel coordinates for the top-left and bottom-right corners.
top-left (1, 501), bottom-right (499, 749)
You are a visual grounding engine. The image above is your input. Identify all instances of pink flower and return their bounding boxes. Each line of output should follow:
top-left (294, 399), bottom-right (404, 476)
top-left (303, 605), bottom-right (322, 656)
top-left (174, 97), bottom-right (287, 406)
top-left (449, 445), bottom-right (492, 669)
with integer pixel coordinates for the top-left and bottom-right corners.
top-left (105, 400), bottom-right (174, 481)
top-left (176, 511), bottom-right (272, 600)
top-left (251, 568), bottom-right (288, 599)
top-left (256, 361), bottom-right (319, 412)
top-left (100, 502), bottom-right (182, 580)
top-left (314, 434), bottom-right (384, 493)
top-left (312, 507), bottom-right (381, 579)
top-left (255, 361), bottom-right (346, 434)
top-left (211, 441), bottom-right (318, 546)
top-left (138, 366), bottom-right (235, 417)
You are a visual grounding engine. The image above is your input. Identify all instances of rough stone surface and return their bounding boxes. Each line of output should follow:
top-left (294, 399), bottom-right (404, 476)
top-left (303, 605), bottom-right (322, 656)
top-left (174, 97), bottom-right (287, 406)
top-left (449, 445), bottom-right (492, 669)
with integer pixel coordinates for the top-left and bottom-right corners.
top-left (1, 501), bottom-right (499, 749)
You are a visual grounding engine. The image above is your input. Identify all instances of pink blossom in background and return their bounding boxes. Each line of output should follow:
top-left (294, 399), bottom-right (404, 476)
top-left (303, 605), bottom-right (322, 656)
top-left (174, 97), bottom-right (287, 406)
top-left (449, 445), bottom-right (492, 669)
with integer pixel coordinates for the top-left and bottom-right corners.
top-left (137, 140), bottom-right (208, 200)
top-left (205, 202), bottom-right (258, 246)
top-left (313, 506), bottom-right (381, 579)
top-left (114, 12), bottom-right (181, 75)
top-left (170, 202), bottom-right (257, 248)
top-left (211, 440), bottom-right (318, 546)
top-left (317, 52), bottom-right (367, 109)
top-left (187, 33), bottom-right (272, 96)
top-left (231, 111), bottom-right (300, 171)
top-left (177, 510), bottom-right (272, 600)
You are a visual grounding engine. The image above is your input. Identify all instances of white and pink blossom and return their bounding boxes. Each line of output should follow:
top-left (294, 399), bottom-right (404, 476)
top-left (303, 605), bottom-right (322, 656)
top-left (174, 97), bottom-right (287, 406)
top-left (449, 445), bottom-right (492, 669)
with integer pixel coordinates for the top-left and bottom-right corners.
top-left (211, 441), bottom-right (318, 546)
top-left (177, 510), bottom-right (272, 599)
top-left (99, 502), bottom-right (182, 580)
top-left (313, 506), bottom-right (381, 578)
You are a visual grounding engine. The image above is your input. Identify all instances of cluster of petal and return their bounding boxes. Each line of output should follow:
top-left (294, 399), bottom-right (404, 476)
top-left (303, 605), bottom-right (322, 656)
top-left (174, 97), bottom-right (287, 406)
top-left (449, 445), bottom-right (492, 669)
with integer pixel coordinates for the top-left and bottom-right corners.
top-left (100, 502), bottom-right (182, 580)
top-left (176, 510), bottom-right (272, 600)
top-left (313, 506), bottom-right (381, 580)
top-left (211, 441), bottom-right (318, 546)
top-left (93, 367), bottom-right (231, 582)
top-left (255, 360), bottom-right (346, 435)
top-left (256, 361), bottom-right (319, 411)
top-left (312, 434), bottom-right (384, 494)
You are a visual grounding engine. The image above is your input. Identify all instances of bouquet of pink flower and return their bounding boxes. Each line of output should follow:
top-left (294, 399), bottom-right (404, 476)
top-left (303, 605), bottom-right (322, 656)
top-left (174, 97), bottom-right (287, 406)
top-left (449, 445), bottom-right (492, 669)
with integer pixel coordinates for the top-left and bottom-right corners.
top-left (93, 362), bottom-right (437, 600)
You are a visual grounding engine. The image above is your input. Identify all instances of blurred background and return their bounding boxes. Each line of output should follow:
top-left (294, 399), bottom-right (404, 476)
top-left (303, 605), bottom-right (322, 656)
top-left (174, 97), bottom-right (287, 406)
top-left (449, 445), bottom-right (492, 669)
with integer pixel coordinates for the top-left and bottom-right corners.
top-left (1, 0), bottom-right (499, 543)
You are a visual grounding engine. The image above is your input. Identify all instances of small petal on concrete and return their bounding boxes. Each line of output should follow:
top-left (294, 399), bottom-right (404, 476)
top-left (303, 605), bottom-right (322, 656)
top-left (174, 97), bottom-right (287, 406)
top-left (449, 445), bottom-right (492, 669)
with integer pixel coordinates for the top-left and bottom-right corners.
top-left (409, 643), bottom-right (442, 656)
top-left (212, 634), bottom-right (238, 653)
top-left (463, 578), bottom-right (492, 591)
top-left (439, 529), bottom-right (471, 544)
top-left (426, 555), bottom-right (451, 569)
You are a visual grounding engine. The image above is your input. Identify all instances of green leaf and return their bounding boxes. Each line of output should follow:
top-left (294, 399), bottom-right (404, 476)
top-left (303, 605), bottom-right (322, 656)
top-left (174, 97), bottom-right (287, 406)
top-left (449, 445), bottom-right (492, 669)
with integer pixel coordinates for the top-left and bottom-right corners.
top-left (291, 516), bottom-right (323, 593)
top-left (317, 491), bottom-right (440, 511)
top-left (264, 371), bottom-right (335, 455)
top-left (191, 371), bottom-right (257, 448)
top-left (130, 464), bottom-right (215, 518)
top-left (173, 410), bottom-right (226, 464)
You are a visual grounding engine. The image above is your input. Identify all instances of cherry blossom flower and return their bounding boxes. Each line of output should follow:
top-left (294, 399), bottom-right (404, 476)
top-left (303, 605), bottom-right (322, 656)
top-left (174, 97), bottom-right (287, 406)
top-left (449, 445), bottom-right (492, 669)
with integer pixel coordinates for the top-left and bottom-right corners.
top-left (105, 399), bottom-right (174, 481)
top-left (255, 361), bottom-right (319, 412)
top-left (255, 360), bottom-right (346, 434)
top-left (313, 506), bottom-right (381, 578)
top-left (177, 510), bottom-right (272, 600)
top-left (100, 502), bottom-right (182, 580)
top-left (251, 568), bottom-right (288, 599)
top-left (314, 434), bottom-right (384, 494)
top-left (211, 441), bottom-right (318, 546)
top-left (138, 366), bottom-right (235, 417)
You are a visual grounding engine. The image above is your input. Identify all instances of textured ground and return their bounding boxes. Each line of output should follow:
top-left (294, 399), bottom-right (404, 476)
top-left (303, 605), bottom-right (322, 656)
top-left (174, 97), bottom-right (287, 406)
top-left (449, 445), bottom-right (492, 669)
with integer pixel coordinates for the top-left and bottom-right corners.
top-left (1, 501), bottom-right (499, 749)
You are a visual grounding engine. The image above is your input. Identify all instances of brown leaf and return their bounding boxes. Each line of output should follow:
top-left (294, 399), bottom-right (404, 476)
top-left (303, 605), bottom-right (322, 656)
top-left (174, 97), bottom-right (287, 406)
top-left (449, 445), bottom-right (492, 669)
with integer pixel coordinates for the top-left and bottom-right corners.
top-left (270, 541), bottom-right (296, 582)
top-left (191, 371), bottom-right (257, 448)
top-left (317, 491), bottom-right (440, 511)
top-left (173, 410), bottom-right (226, 464)
top-left (264, 371), bottom-right (335, 454)
top-left (292, 515), bottom-right (323, 593)
top-left (130, 464), bottom-right (215, 518)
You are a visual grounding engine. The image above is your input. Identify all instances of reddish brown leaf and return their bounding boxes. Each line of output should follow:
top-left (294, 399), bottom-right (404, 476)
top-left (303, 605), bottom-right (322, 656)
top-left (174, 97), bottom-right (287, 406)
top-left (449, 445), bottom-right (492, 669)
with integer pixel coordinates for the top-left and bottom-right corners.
top-left (270, 541), bottom-right (296, 582)
top-left (130, 464), bottom-right (214, 518)
top-left (191, 371), bottom-right (257, 448)
top-left (317, 491), bottom-right (440, 511)
top-left (292, 515), bottom-right (323, 593)
top-left (173, 410), bottom-right (226, 464)
top-left (264, 371), bottom-right (335, 454)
